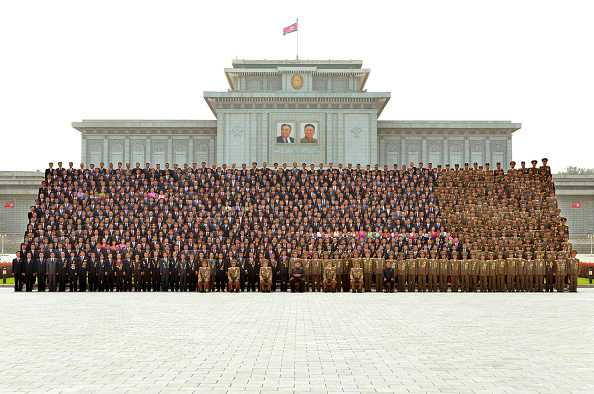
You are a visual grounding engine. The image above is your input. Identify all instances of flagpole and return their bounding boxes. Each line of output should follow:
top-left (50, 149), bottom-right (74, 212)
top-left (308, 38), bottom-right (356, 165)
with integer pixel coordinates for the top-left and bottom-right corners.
top-left (296, 18), bottom-right (299, 60)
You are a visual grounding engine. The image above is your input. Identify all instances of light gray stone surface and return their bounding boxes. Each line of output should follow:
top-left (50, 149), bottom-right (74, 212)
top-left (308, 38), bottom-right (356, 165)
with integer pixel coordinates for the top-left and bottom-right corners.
top-left (3, 289), bottom-right (594, 393)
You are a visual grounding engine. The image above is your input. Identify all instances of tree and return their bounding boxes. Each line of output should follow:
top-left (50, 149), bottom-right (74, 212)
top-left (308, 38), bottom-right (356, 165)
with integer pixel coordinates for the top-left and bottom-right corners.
top-left (558, 166), bottom-right (594, 175)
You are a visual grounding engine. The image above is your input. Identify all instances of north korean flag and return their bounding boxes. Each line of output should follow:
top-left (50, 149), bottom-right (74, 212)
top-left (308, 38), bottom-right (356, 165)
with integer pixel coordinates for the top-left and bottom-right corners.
top-left (4, 201), bottom-right (15, 208)
top-left (571, 202), bottom-right (581, 208)
top-left (283, 22), bottom-right (297, 35)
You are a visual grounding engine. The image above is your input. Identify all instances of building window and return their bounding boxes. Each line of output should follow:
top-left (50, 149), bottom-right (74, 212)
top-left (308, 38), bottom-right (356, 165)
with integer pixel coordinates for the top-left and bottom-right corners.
top-left (89, 142), bottom-right (102, 166)
top-left (174, 143), bottom-right (187, 167)
top-left (449, 143), bottom-right (463, 166)
top-left (153, 142), bottom-right (166, 166)
top-left (195, 142), bottom-right (209, 166)
top-left (110, 143), bottom-right (123, 166)
top-left (407, 143), bottom-right (420, 166)
top-left (428, 144), bottom-right (442, 167)
top-left (470, 143), bottom-right (484, 166)
top-left (492, 143), bottom-right (505, 166)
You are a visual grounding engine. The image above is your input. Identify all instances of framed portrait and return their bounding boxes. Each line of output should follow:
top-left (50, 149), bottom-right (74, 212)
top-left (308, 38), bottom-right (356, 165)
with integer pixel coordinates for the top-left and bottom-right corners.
top-left (276, 122), bottom-right (296, 144)
top-left (299, 123), bottom-right (319, 144)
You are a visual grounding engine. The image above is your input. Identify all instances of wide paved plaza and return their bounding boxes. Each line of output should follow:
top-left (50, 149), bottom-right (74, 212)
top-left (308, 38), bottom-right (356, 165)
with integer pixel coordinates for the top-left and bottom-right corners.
top-left (3, 289), bottom-right (594, 393)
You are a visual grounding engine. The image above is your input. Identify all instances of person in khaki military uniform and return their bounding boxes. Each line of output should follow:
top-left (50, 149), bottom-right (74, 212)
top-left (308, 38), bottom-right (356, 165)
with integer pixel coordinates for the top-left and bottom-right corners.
top-left (259, 260), bottom-right (273, 292)
top-left (568, 249), bottom-right (580, 292)
top-left (516, 253), bottom-right (527, 292)
top-left (555, 252), bottom-right (567, 292)
top-left (362, 250), bottom-right (374, 292)
top-left (448, 251), bottom-right (460, 292)
top-left (323, 260), bottom-right (337, 292)
top-left (534, 252), bottom-right (545, 292)
top-left (373, 252), bottom-right (385, 292)
top-left (197, 260), bottom-right (210, 293)
top-left (311, 255), bottom-right (323, 292)
top-left (478, 252), bottom-right (489, 292)
top-left (488, 252), bottom-right (497, 292)
top-left (407, 251), bottom-right (417, 292)
top-left (437, 251), bottom-right (449, 292)
top-left (469, 252), bottom-right (479, 292)
top-left (460, 251), bottom-right (470, 292)
top-left (506, 252), bottom-right (518, 292)
top-left (396, 253), bottom-right (407, 292)
top-left (331, 252), bottom-right (343, 292)
top-left (350, 260), bottom-right (364, 293)
top-left (303, 255), bottom-right (312, 292)
top-left (418, 251), bottom-right (430, 292)
top-left (545, 252), bottom-right (555, 292)
top-left (228, 260), bottom-right (241, 292)
top-left (524, 252), bottom-right (534, 292)
top-left (495, 252), bottom-right (506, 292)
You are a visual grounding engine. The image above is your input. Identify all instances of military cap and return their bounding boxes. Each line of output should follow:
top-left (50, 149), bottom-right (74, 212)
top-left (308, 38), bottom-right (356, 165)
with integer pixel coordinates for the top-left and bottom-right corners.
top-left (521, 161), bottom-right (525, 164)
top-left (571, 249), bottom-right (578, 255)
top-left (542, 158), bottom-right (548, 162)
top-left (388, 251), bottom-right (395, 256)
top-left (556, 252), bottom-right (564, 257)
top-left (407, 251), bottom-right (414, 255)
top-left (485, 163), bottom-right (490, 166)
top-left (323, 251), bottom-right (329, 256)
top-left (525, 251), bottom-right (533, 256)
top-left (464, 163), bottom-right (469, 166)
top-left (440, 251), bottom-right (447, 255)
top-left (487, 252), bottom-right (495, 257)
top-left (531, 160), bottom-right (538, 164)
top-left (496, 162), bottom-right (501, 165)
top-left (510, 161), bottom-right (516, 165)
top-left (561, 217), bottom-right (567, 222)
top-left (419, 250), bottom-right (426, 255)
top-left (497, 251), bottom-right (504, 256)
top-left (460, 251), bottom-right (467, 256)
top-left (430, 250), bottom-right (437, 255)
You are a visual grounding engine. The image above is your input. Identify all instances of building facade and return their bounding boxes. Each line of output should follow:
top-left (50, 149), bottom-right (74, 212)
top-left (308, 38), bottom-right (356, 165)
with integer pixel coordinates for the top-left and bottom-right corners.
top-left (74, 59), bottom-right (520, 168)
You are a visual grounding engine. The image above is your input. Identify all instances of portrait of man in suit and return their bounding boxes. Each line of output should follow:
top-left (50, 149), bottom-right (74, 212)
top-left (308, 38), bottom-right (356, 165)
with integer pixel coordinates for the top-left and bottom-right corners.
top-left (276, 123), bottom-right (295, 144)
top-left (300, 123), bottom-right (318, 143)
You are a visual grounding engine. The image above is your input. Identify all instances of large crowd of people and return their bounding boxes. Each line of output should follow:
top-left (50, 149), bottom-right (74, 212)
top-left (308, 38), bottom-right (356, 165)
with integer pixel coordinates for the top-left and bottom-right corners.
top-left (11, 159), bottom-right (581, 293)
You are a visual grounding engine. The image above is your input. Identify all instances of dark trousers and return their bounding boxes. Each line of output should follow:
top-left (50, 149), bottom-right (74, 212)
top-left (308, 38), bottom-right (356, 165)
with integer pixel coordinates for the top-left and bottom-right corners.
top-left (279, 273), bottom-right (288, 292)
top-left (364, 273), bottom-right (372, 292)
top-left (216, 274), bottom-right (226, 291)
top-left (115, 275), bottom-right (123, 291)
top-left (153, 273), bottom-right (160, 291)
top-left (69, 275), bottom-right (78, 292)
top-left (161, 273), bottom-right (169, 291)
top-left (14, 274), bottom-right (23, 291)
top-left (88, 274), bottom-right (97, 291)
top-left (25, 274), bottom-right (35, 292)
top-left (290, 277), bottom-right (304, 292)
top-left (134, 274), bottom-right (142, 291)
top-left (247, 274), bottom-right (257, 292)
top-left (37, 274), bottom-right (46, 292)
top-left (58, 274), bottom-right (67, 292)
top-left (384, 278), bottom-right (395, 292)
top-left (450, 275), bottom-right (459, 292)
top-left (497, 275), bottom-right (505, 292)
top-left (180, 273), bottom-right (188, 291)
top-left (375, 274), bottom-right (383, 292)
top-left (480, 276), bottom-right (488, 292)
top-left (79, 275), bottom-right (87, 292)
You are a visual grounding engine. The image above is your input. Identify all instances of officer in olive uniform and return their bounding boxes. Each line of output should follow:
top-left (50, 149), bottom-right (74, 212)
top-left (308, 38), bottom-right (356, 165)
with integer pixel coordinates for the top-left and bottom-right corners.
top-left (350, 260), bottom-right (364, 293)
top-left (479, 252), bottom-right (489, 292)
top-left (488, 252), bottom-right (497, 292)
top-left (469, 251), bottom-right (479, 292)
top-left (407, 251), bottom-right (417, 292)
top-left (496, 252), bottom-right (506, 292)
top-left (437, 251), bottom-right (448, 292)
top-left (397, 253), bottom-right (407, 292)
top-left (323, 260), bottom-right (337, 292)
top-left (506, 252), bottom-right (518, 292)
top-left (331, 252), bottom-right (343, 292)
top-left (228, 260), bottom-right (241, 292)
top-left (568, 250), bottom-right (580, 292)
top-left (524, 252), bottom-right (534, 292)
top-left (448, 251), bottom-right (460, 292)
top-left (534, 252), bottom-right (545, 292)
top-left (418, 251), bottom-right (430, 292)
top-left (460, 251), bottom-right (470, 292)
top-left (555, 252), bottom-right (567, 292)
top-left (545, 252), bottom-right (555, 292)
top-left (260, 260), bottom-right (273, 292)
top-left (311, 255), bottom-right (322, 292)
top-left (362, 250), bottom-right (374, 292)
top-left (198, 260), bottom-right (210, 292)
top-left (303, 255), bottom-right (312, 292)
top-left (373, 252), bottom-right (384, 292)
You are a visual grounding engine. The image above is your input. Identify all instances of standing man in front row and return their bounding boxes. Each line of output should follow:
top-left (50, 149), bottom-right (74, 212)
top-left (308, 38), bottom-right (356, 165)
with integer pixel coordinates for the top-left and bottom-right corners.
top-left (12, 251), bottom-right (23, 292)
top-left (568, 250), bottom-right (580, 293)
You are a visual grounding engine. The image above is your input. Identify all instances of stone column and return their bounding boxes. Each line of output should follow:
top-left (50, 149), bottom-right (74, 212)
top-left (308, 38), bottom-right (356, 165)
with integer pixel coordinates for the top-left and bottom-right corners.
top-left (464, 137), bottom-right (469, 164)
top-left (81, 134), bottom-right (87, 167)
top-left (485, 137), bottom-right (491, 166)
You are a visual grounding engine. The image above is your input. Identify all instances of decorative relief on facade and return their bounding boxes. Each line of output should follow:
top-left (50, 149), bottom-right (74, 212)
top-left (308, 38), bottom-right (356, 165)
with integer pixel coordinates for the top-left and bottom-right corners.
top-left (90, 142), bottom-right (102, 152)
top-left (450, 143), bottom-right (462, 152)
top-left (471, 144), bottom-right (484, 152)
top-left (408, 144), bottom-right (420, 153)
top-left (153, 143), bottom-right (166, 153)
top-left (273, 147), bottom-right (319, 154)
top-left (493, 143), bottom-right (505, 152)
top-left (231, 126), bottom-right (244, 137)
top-left (196, 142), bottom-right (209, 152)
top-left (175, 143), bottom-right (187, 153)
top-left (429, 144), bottom-right (441, 153)
top-left (387, 143), bottom-right (398, 153)
top-left (350, 127), bottom-right (363, 139)
top-left (291, 74), bottom-right (304, 89)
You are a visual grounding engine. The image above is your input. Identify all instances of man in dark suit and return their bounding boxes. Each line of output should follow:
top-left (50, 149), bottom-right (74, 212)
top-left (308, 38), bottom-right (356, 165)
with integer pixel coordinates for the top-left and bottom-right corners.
top-left (23, 252), bottom-right (36, 292)
top-left (276, 124), bottom-right (295, 144)
top-left (12, 251), bottom-right (24, 292)
top-left (36, 253), bottom-right (47, 292)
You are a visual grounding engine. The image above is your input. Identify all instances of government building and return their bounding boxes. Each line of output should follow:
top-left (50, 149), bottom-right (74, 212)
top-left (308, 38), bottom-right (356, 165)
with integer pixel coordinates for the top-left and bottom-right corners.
top-left (1, 59), bottom-right (591, 255)
top-left (72, 59), bottom-right (520, 168)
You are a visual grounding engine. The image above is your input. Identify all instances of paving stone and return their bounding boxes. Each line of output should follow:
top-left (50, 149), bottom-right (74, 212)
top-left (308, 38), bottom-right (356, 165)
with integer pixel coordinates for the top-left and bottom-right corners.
top-left (1, 289), bottom-right (594, 392)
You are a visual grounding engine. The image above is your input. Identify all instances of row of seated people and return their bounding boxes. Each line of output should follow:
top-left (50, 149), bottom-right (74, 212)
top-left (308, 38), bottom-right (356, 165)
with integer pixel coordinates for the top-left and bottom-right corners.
top-left (12, 248), bottom-right (580, 293)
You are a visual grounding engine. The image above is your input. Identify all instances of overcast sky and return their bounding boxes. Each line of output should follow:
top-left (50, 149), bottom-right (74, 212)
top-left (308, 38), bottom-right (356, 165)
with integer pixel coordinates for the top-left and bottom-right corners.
top-left (1, 0), bottom-right (593, 173)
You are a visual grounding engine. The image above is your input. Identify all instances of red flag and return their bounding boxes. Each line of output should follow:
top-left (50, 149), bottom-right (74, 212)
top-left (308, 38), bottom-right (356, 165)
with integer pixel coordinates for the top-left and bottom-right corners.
top-left (571, 202), bottom-right (581, 208)
top-left (4, 201), bottom-right (15, 208)
top-left (283, 22), bottom-right (297, 35)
